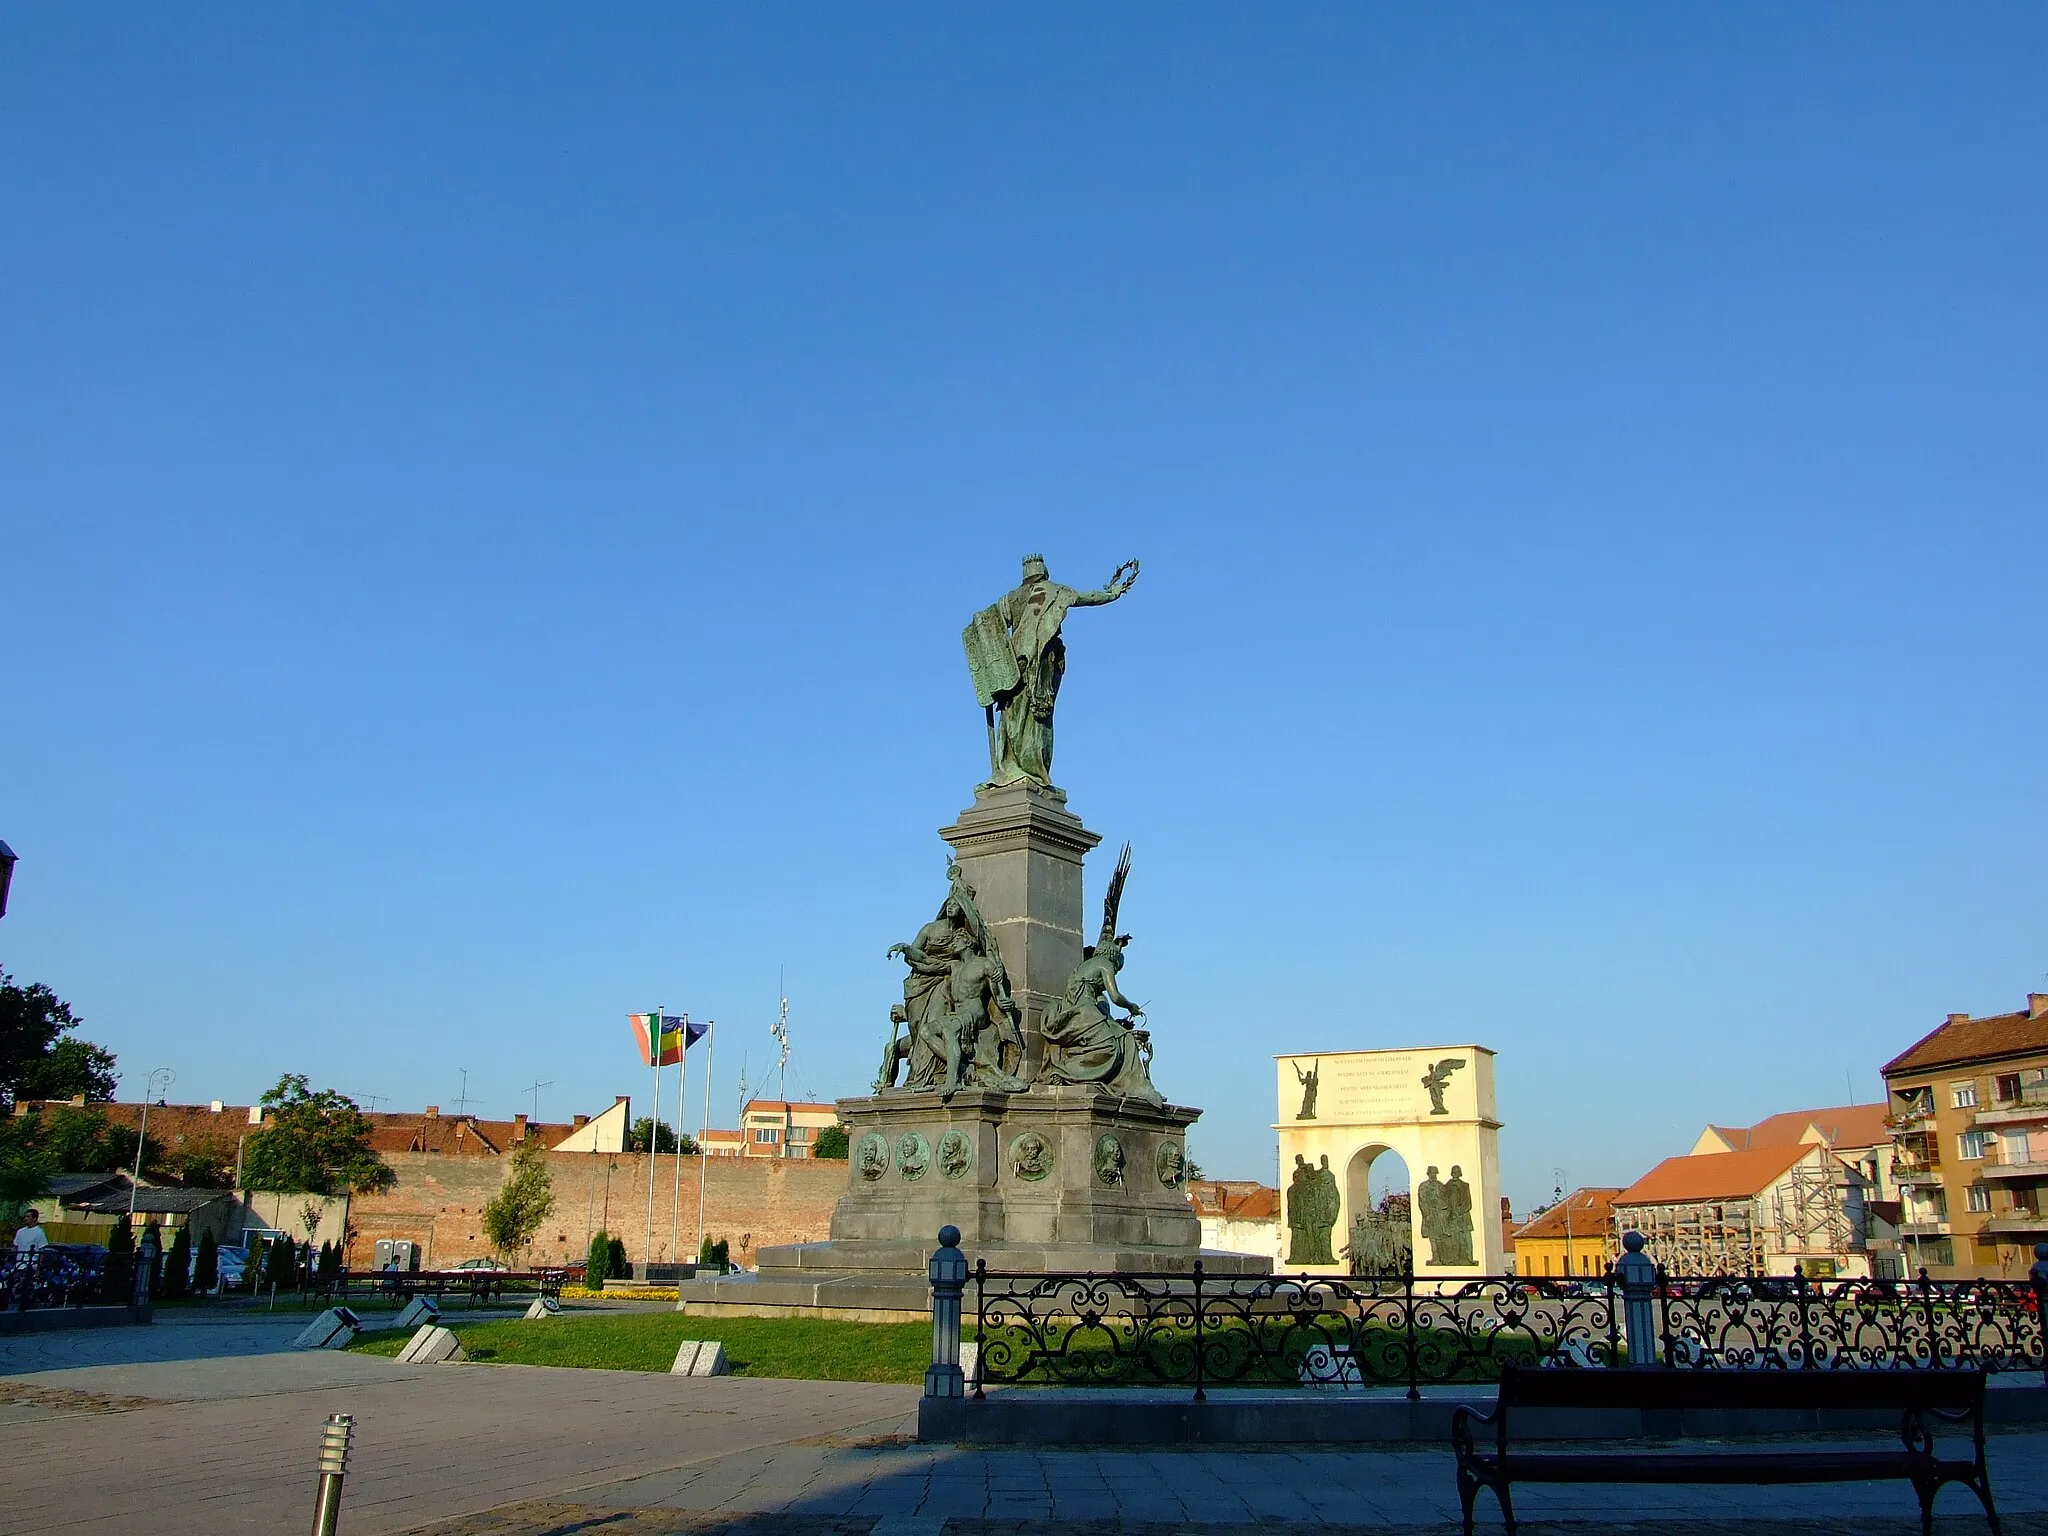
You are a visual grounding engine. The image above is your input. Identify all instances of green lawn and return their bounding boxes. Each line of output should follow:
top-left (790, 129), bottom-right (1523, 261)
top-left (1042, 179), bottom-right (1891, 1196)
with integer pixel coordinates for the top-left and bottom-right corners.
top-left (346, 1310), bottom-right (931, 1382)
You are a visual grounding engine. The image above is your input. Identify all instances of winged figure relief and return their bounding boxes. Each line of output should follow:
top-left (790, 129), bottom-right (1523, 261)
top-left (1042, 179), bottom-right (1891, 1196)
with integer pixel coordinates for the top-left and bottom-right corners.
top-left (1420, 1057), bottom-right (1466, 1116)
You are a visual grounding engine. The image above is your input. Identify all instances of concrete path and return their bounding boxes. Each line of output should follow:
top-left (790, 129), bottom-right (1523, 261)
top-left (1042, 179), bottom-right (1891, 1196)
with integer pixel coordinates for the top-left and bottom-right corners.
top-left (5, 1316), bottom-right (2044, 1534)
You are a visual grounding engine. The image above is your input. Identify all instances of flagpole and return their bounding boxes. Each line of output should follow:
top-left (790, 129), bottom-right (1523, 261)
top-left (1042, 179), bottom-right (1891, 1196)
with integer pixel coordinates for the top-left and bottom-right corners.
top-left (684, 1015), bottom-right (700, 1269)
top-left (646, 1004), bottom-right (660, 1282)
top-left (696, 1020), bottom-right (714, 1262)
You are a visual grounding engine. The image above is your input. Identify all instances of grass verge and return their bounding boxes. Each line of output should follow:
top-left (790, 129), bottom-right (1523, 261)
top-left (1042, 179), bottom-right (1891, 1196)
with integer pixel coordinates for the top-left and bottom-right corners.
top-left (346, 1310), bottom-right (928, 1382)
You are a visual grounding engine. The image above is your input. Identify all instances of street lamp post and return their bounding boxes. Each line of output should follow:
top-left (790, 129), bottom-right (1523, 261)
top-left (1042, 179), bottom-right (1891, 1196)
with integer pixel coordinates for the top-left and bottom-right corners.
top-left (1552, 1167), bottom-right (1573, 1277)
top-left (129, 1068), bottom-right (177, 1220)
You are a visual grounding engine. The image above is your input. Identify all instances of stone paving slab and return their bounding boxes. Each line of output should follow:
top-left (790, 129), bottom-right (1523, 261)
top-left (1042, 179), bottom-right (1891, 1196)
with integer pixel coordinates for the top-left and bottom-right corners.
top-left (395, 1510), bottom-right (2047, 1536)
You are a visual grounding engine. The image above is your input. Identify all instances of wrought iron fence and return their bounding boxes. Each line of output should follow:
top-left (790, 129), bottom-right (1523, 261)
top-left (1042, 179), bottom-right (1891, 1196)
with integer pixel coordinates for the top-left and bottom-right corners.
top-left (968, 1260), bottom-right (2048, 1401)
top-left (1, 1245), bottom-right (134, 1311)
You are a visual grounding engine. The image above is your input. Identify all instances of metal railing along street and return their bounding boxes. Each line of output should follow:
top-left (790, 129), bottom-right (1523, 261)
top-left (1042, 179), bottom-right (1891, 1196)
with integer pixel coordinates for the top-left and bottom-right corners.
top-left (944, 1247), bottom-right (2048, 1402)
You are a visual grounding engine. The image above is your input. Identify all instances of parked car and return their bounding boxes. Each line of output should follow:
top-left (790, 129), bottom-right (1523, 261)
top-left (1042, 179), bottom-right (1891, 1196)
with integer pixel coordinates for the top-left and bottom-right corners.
top-left (214, 1245), bottom-right (250, 1291)
top-left (453, 1257), bottom-right (509, 1271)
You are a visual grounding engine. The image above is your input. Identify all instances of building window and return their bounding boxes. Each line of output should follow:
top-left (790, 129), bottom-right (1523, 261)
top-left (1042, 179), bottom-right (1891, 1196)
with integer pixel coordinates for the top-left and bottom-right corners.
top-left (2002, 1131), bottom-right (2030, 1167)
top-left (1966, 1185), bottom-right (1991, 1213)
top-left (1959, 1130), bottom-right (1989, 1160)
top-left (752, 1127), bottom-right (779, 1144)
top-left (1951, 1082), bottom-right (1977, 1109)
top-left (2015, 1186), bottom-right (2041, 1217)
top-left (1995, 1074), bottom-right (2022, 1103)
top-left (788, 1126), bottom-right (811, 1143)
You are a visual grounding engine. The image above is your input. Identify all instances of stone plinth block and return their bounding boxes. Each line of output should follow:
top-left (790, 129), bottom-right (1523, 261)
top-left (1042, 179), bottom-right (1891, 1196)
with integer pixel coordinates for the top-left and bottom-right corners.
top-left (670, 1340), bottom-right (730, 1376)
top-left (747, 1085), bottom-right (1264, 1284)
top-left (292, 1308), bottom-right (361, 1350)
top-left (396, 1324), bottom-right (464, 1364)
top-left (938, 782), bottom-right (1100, 1047)
top-left (395, 1296), bottom-right (440, 1330)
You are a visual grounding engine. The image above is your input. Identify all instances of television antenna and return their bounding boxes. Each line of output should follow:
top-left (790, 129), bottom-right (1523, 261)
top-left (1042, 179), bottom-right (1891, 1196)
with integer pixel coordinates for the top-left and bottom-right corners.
top-left (523, 1079), bottom-right (554, 1121)
top-left (770, 979), bottom-right (793, 1156)
top-left (452, 1069), bottom-right (483, 1117)
top-left (355, 1092), bottom-right (388, 1113)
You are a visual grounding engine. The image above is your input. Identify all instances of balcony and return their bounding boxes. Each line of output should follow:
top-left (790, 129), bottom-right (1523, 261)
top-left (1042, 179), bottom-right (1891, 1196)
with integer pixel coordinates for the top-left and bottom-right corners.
top-left (1889, 1158), bottom-right (1944, 1187)
top-left (1976, 1149), bottom-right (2048, 1181)
top-left (1978, 1213), bottom-right (2048, 1237)
top-left (1886, 1107), bottom-right (1936, 1132)
top-left (1973, 1092), bottom-right (2048, 1128)
top-left (1897, 1220), bottom-right (1951, 1237)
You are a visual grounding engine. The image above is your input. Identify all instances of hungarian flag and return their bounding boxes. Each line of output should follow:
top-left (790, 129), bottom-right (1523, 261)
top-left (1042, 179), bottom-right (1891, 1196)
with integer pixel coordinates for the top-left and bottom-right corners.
top-left (630, 1012), bottom-right (706, 1066)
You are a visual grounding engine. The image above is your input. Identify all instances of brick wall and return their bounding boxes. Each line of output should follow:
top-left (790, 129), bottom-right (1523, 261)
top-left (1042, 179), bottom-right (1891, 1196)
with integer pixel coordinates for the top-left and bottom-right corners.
top-left (343, 1151), bottom-right (845, 1270)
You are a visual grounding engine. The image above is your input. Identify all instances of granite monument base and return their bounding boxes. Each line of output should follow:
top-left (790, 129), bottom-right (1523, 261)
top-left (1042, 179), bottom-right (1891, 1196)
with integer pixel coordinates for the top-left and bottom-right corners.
top-left (676, 1086), bottom-right (1271, 1321)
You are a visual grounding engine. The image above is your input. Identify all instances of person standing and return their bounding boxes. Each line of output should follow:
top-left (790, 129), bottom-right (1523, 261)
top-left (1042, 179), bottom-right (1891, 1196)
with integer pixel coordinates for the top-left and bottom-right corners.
top-left (10, 1208), bottom-right (49, 1309)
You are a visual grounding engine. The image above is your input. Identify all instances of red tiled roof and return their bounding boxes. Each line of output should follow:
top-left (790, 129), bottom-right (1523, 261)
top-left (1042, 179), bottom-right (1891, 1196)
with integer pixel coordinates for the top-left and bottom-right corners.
top-left (1186, 1179), bottom-right (1279, 1221)
top-left (1510, 1188), bottom-right (1623, 1242)
top-left (1721, 1104), bottom-right (1891, 1152)
top-left (1613, 1144), bottom-right (1813, 1206)
top-left (1883, 1004), bottom-right (2048, 1077)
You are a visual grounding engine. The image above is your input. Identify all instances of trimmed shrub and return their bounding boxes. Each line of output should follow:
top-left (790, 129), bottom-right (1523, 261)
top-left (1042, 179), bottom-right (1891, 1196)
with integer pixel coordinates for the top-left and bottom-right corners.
top-left (606, 1236), bottom-right (627, 1281)
top-left (194, 1229), bottom-right (218, 1293)
top-left (263, 1233), bottom-right (297, 1289)
top-left (163, 1226), bottom-right (191, 1299)
top-left (586, 1229), bottom-right (611, 1286)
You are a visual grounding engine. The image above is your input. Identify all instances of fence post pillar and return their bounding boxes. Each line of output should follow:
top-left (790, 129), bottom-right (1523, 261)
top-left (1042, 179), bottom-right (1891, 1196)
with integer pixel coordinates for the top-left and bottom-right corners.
top-left (1616, 1231), bottom-right (1657, 1369)
top-left (924, 1225), bottom-right (968, 1400)
top-left (2031, 1242), bottom-right (2048, 1389)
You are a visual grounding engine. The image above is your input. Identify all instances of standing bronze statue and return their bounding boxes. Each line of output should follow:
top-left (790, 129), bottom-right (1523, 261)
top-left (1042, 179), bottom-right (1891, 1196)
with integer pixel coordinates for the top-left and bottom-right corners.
top-left (963, 554), bottom-right (1139, 787)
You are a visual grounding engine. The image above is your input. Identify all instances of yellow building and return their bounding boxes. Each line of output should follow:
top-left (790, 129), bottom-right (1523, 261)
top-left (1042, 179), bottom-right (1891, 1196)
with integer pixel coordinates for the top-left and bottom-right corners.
top-left (1509, 1187), bottom-right (1622, 1278)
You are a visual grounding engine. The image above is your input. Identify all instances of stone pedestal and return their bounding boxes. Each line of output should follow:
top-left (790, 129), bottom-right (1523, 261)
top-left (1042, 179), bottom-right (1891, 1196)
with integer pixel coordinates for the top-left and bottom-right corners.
top-left (676, 783), bottom-right (1270, 1322)
top-left (937, 783), bottom-right (1099, 1072)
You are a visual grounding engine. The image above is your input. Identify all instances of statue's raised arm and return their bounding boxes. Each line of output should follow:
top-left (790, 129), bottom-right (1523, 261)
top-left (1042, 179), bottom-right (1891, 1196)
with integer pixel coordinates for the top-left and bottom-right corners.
top-left (961, 554), bottom-right (1140, 788)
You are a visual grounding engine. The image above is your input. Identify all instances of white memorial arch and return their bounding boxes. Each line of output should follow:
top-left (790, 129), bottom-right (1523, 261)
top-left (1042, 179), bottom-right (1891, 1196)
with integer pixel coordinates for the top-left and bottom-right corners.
top-left (1273, 1045), bottom-right (1503, 1277)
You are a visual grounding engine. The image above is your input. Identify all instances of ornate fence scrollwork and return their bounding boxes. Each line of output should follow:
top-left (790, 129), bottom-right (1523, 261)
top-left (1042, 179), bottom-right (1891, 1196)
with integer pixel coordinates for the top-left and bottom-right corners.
top-left (967, 1261), bottom-right (2047, 1402)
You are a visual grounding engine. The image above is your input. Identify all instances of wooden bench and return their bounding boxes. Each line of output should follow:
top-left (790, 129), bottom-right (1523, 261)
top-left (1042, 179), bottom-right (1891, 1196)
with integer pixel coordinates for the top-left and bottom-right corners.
top-left (1450, 1366), bottom-right (2001, 1536)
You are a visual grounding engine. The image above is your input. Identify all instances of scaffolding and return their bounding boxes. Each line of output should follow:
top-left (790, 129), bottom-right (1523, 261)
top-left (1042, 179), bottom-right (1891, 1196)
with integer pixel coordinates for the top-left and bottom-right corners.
top-left (1622, 1198), bottom-right (1765, 1274)
top-left (1774, 1153), bottom-right (1858, 1258)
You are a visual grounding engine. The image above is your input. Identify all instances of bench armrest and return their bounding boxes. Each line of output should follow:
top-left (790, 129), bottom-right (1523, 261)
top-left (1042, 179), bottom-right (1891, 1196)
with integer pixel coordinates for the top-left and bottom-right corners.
top-left (1450, 1402), bottom-right (1499, 1461)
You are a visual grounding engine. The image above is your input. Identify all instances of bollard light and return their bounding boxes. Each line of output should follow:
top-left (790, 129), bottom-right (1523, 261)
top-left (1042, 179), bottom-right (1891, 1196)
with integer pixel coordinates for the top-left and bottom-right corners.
top-left (310, 1413), bottom-right (354, 1536)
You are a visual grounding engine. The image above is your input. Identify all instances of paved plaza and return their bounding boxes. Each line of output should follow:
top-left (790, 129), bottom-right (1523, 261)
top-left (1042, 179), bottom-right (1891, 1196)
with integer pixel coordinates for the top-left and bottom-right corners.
top-left (5, 1315), bottom-right (2046, 1535)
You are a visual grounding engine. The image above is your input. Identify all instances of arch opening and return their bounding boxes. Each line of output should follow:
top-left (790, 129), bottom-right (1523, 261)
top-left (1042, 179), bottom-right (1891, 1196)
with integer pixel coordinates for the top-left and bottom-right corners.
top-left (1343, 1145), bottom-right (1411, 1276)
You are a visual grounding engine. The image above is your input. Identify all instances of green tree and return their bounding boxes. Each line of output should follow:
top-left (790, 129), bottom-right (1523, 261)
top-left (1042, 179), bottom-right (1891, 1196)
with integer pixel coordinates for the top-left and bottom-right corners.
top-left (0, 970), bottom-right (119, 1107)
top-left (240, 1076), bottom-right (395, 1197)
top-left (163, 1226), bottom-right (191, 1299)
top-left (164, 1135), bottom-right (237, 1188)
top-left (585, 1228), bottom-right (611, 1286)
top-left (0, 1111), bottom-right (57, 1208)
top-left (811, 1125), bottom-right (849, 1160)
top-left (263, 1233), bottom-right (296, 1289)
top-left (606, 1235), bottom-right (627, 1280)
top-left (480, 1139), bottom-right (556, 1263)
top-left (194, 1229), bottom-right (218, 1293)
top-left (34, 1105), bottom-right (161, 1174)
top-left (628, 1117), bottom-right (696, 1154)
top-left (108, 1212), bottom-right (133, 1257)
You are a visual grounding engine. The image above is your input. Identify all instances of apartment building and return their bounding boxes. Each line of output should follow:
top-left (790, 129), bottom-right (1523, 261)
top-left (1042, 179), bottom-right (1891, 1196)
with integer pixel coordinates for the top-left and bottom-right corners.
top-left (1881, 994), bottom-right (2048, 1278)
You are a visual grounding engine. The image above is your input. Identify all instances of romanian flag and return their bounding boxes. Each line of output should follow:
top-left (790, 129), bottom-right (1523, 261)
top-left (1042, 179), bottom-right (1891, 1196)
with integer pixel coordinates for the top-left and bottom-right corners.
top-left (630, 1012), bottom-right (706, 1067)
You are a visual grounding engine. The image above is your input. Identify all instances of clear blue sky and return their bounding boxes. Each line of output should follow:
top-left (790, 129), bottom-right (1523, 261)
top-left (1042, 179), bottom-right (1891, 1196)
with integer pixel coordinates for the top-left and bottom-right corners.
top-left (3, 8), bottom-right (2043, 1214)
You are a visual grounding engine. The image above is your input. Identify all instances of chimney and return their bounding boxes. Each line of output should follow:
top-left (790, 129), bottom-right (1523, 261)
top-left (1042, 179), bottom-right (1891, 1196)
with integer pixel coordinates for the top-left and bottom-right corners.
top-left (1947, 1013), bottom-right (1971, 1026)
top-left (248, 1105), bottom-right (263, 1125)
top-left (425, 1105), bottom-right (440, 1117)
top-left (613, 1094), bottom-right (629, 1106)
top-left (2029, 994), bottom-right (2048, 1019)
top-left (69, 1094), bottom-right (85, 1107)
top-left (572, 1114), bottom-right (589, 1129)
top-left (514, 1113), bottom-right (529, 1140)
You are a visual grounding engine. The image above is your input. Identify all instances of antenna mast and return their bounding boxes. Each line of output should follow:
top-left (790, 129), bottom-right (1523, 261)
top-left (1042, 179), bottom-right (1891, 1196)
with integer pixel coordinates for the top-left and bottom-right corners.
top-left (770, 976), bottom-right (793, 1157)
